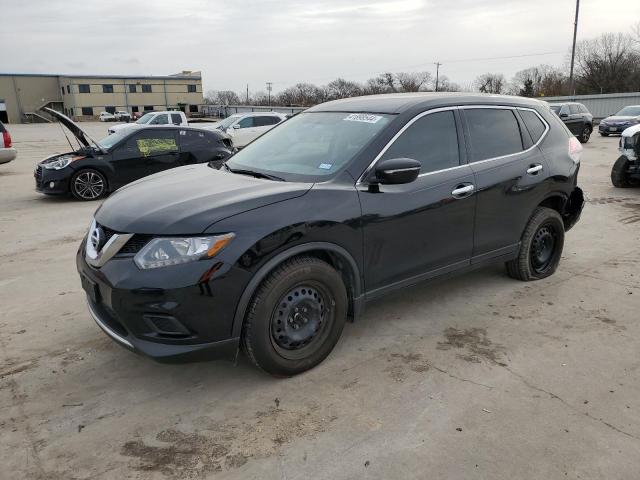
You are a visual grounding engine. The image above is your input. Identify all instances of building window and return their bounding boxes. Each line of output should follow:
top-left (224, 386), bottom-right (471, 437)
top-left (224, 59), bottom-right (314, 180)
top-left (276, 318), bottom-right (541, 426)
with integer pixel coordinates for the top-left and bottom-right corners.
top-left (129, 84), bottom-right (136, 93)
top-left (81, 107), bottom-right (93, 116)
top-left (189, 105), bottom-right (198, 112)
top-left (131, 106), bottom-right (139, 113)
top-left (78, 84), bottom-right (90, 93)
top-left (102, 84), bottom-right (114, 93)
top-left (187, 84), bottom-right (197, 93)
top-left (141, 84), bottom-right (152, 93)
top-left (105, 106), bottom-right (116, 114)
top-left (61, 87), bottom-right (64, 96)
top-left (144, 105), bottom-right (154, 111)
top-left (67, 85), bottom-right (70, 94)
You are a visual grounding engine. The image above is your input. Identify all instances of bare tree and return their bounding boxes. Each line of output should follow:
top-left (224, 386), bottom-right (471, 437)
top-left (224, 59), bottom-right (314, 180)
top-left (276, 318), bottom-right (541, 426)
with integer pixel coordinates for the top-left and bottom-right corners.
top-left (396, 71), bottom-right (431, 92)
top-left (276, 83), bottom-right (325, 106)
top-left (205, 90), bottom-right (241, 105)
top-left (434, 75), bottom-right (461, 92)
top-left (325, 78), bottom-right (362, 100)
top-left (474, 73), bottom-right (506, 94)
top-left (511, 65), bottom-right (567, 97)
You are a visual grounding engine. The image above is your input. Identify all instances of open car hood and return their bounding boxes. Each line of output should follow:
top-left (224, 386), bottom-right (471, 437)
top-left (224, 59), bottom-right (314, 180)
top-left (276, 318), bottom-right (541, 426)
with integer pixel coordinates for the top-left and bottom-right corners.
top-left (41, 107), bottom-right (105, 153)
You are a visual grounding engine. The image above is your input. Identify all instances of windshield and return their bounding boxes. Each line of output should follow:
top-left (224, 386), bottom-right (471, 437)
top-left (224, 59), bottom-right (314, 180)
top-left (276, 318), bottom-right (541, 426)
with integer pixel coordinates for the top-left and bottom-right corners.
top-left (615, 106), bottom-right (640, 116)
top-left (136, 113), bottom-right (154, 124)
top-left (226, 112), bottom-right (393, 181)
top-left (218, 115), bottom-right (241, 129)
top-left (97, 132), bottom-right (126, 150)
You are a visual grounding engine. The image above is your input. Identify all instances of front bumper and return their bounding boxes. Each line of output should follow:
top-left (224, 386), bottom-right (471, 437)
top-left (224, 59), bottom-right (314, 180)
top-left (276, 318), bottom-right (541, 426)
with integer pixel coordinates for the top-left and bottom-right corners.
top-left (76, 240), bottom-right (251, 363)
top-left (34, 165), bottom-right (71, 195)
top-left (599, 124), bottom-right (633, 134)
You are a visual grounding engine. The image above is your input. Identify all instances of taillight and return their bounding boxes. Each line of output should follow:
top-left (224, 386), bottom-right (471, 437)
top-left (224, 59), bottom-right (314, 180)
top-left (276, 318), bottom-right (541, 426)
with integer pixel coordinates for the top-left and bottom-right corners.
top-left (568, 136), bottom-right (582, 164)
top-left (2, 130), bottom-right (11, 148)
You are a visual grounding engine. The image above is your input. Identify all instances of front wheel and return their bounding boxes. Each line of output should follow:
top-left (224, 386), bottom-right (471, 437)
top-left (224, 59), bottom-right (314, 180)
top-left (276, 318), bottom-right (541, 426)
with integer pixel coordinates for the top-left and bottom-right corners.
top-left (611, 156), bottom-right (637, 188)
top-left (242, 256), bottom-right (347, 376)
top-left (506, 207), bottom-right (565, 281)
top-left (70, 169), bottom-right (108, 201)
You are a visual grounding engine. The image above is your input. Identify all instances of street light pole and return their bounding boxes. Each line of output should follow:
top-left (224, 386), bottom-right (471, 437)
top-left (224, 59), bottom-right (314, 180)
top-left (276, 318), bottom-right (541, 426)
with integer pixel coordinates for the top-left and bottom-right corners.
top-left (434, 62), bottom-right (442, 92)
top-left (568, 0), bottom-right (580, 96)
top-left (266, 82), bottom-right (273, 107)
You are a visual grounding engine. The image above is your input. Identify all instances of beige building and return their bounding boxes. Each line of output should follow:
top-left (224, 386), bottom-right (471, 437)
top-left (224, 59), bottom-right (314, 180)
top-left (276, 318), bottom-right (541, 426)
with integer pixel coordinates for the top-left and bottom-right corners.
top-left (0, 71), bottom-right (203, 123)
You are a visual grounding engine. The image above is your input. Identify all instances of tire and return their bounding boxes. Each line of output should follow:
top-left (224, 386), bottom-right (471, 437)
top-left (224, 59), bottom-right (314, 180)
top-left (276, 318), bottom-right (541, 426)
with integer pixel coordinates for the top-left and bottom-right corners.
top-left (600, 132), bottom-right (609, 137)
top-left (70, 169), bottom-right (108, 201)
top-left (242, 256), bottom-right (348, 376)
top-left (506, 207), bottom-right (565, 281)
top-left (578, 125), bottom-right (591, 143)
top-left (611, 156), bottom-right (637, 188)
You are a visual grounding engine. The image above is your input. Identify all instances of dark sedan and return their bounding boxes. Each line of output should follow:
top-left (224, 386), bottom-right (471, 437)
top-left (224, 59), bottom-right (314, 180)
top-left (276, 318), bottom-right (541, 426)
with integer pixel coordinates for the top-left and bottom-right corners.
top-left (599, 105), bottom-right (640, 136)
top-left (35, 108), bottom-right (233, 200)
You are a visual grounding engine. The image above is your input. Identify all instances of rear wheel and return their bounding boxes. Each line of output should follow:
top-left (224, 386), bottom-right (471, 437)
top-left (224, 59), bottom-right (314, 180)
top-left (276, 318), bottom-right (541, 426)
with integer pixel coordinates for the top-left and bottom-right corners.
top-left (242, 256), bottom-right (347, 376)
top-left (611, 156), bottom-right (637, 188)
top-left (70, 169), bottom-right (107, 201)
top-left (506, 207), bottom-right (565, 281)
top-left (578, 125), bottom-right (591, 143)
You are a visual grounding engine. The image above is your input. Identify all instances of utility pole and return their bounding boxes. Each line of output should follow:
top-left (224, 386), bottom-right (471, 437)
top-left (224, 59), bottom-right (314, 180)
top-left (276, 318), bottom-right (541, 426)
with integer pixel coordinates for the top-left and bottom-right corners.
top-left (266, 82), bottom-right (273, 107)
top-left (246, 84), bottom-right (249, 104)
top-left (568, 0), bottom-right (580, 97)
top-left (434, 62), bottom-right (442, 92)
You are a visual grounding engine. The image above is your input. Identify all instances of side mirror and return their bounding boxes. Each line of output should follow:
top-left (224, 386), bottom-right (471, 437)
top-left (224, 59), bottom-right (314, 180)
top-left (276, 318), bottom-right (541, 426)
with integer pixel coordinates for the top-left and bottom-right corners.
top-left (374, 158), bottom-right (421, 185)
top-left (232, 124), bottom-right (241, 129)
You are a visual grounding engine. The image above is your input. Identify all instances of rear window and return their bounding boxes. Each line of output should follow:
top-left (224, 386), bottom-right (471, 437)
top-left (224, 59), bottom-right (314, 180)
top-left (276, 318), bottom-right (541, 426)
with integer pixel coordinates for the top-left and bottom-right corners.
top-left (519, 110), bottom-right (547, 143)
top-left (170, 113), bottom-right (182, 125)
top-left (465, 109), bottom-right (524, 161)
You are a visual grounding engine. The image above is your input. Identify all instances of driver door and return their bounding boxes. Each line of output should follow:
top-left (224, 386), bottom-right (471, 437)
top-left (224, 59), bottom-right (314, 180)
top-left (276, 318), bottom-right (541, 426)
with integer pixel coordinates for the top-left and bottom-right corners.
top-left (231, 116), bottom-right (258, 147)
top-left (357, 109), bottom-right (476, 296)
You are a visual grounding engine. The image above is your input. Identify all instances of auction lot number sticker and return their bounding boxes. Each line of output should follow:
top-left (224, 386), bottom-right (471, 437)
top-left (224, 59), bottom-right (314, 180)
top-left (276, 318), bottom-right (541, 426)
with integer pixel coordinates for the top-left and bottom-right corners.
top-left (344, 113), bottom-right (383, 123)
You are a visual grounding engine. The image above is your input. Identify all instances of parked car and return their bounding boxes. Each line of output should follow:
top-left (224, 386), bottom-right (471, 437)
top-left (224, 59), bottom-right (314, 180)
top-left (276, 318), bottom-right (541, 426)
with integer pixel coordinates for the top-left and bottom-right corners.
top-left (548, 102), bottom-right (593, 143)
top-left (611, 124), bottom-right (640, 187)
top-left (0, 121), bottom-right (17, 164)
top-left (598, 105), bottom-right (640, 136)
top-left (205, 112), bottom-right (287, 148)
top-left (76, 93), bottom-right (584, 376)
top-left (108, 111), bottom-right (187, 135)
top-left (35, 108), bottom-right (233, 201)
top-left (114, 111), bottom-right (131, 122)
top-left (99, 112), bottom-right (116, 122)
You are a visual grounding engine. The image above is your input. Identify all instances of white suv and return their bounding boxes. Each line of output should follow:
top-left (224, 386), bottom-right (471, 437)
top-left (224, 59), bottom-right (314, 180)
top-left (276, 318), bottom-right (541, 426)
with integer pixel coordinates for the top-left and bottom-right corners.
top-left (210, 112), bottom-right (287, 148)
top-left (0, 121), bottom-right (17, 164)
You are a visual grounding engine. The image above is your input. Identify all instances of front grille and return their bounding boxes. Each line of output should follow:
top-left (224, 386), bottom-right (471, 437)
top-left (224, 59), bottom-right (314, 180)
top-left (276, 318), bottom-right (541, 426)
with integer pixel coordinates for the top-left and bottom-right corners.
top-left (97, 223), bottom-right (153, 256)
top-left (35, 166), bottom-right (43, 183)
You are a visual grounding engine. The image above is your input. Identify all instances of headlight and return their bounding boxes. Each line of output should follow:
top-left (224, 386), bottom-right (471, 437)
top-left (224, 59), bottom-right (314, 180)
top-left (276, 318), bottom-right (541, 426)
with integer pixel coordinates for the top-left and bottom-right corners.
top-left (42, 154), bottom-right (84, 170)
top-left (134, 233), bottom-right (235, 269)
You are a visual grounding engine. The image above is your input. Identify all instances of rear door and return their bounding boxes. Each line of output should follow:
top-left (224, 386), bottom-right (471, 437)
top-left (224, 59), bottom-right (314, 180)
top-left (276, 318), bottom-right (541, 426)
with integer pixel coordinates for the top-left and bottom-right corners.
top-left (109, 129), bottom-right (180, 186)
top-left (462, 106), bottom-right (550, 261)
top-left (358, 108), bottom-right (476, 295)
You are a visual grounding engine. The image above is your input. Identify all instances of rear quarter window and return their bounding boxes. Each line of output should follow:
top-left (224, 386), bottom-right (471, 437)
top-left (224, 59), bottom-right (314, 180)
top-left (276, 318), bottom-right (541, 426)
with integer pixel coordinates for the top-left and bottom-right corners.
top-left (519, 110), bottom-right (547, 143)
top-left (465, 109), bottom-right (524, 161)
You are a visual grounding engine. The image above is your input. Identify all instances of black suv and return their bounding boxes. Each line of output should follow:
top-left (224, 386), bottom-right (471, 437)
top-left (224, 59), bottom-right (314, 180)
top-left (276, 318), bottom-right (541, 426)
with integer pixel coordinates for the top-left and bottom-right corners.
top-left (549, 102), bottom-right (593, 143)
top-left (77, 93), bottom-right (584, 376)
top-left (35, 108), bottom-right (233, 200)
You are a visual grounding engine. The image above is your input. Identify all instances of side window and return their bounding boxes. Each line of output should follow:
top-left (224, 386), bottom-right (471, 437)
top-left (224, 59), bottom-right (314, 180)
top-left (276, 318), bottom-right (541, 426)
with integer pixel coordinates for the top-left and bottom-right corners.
top-left (569, 104), bottom-right (580, 115)
top-left (181, 129), bottom-right (211, 149)
top-left (237, 117), bottom-right (254, 128)
top-left (127, 130), bottom-right (178, 157)
top-left (253, 116), bottom-right (279, 127)
top-left (380, 110), bottom-right (459, 174)
top-left (559, 105), bottom-right (570, 116)
top-left (465, 109), bottom-right (524, 161)
top-left (519, 110), bottom-right (547, 143)
top-left (150, 114), bottom-right (169, 125)
top-left (170, 113), bottom-right (182, 125)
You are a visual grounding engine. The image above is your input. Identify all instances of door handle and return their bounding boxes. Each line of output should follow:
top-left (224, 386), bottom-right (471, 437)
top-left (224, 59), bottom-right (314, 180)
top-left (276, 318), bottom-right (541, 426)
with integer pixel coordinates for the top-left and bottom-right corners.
top-left (451, 184), bottom-right (474, 198)
top-left (527, 164), bottom-right (543, 175)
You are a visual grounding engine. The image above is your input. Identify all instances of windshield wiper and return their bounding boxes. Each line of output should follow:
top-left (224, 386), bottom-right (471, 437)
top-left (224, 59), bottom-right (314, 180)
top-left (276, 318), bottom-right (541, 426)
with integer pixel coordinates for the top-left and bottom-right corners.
top-left (224, 164), bottom-right (285, 181)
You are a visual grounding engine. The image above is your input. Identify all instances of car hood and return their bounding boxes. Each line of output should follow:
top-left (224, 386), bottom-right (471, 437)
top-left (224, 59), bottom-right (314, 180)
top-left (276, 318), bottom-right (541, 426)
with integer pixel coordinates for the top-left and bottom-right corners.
top-left (41, 107), bottom-right (105, 153)
top-left (95, 164), bottom-right (313, 234)
top-left (602, 115), bottom-right (638, 123)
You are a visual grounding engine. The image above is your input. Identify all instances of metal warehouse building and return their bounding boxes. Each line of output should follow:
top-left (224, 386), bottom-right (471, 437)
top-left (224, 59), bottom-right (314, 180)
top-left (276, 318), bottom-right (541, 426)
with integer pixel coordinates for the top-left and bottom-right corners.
top-left (0, 71), bottom-right (204, 123)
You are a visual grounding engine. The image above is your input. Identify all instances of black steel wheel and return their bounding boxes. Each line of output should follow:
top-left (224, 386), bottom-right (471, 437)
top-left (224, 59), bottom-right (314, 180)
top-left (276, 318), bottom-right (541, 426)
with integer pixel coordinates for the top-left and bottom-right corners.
top-left (242, 256), bottom-right (347, 376)
top-left (71, 169), bottom-right (107, 201)
top-left (506, 207), bottom-right (565, 281)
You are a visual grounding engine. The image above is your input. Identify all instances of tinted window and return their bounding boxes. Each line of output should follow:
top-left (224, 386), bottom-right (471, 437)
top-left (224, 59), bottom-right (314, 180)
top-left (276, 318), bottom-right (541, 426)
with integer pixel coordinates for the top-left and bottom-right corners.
top-left (127, 130), bottom-right (178, 157)
top-left (465, 109), bottom-right (523, 161)
top-left (81, 107), bottom-right (93, 116)
top-left (237, 117), bottom-right (254, 128)
top-left (102, 84), bottom-right (114, 93)
top-left (381, 111), bottom-right (459, 174)
top-left (150, 114), bottom-right (169, 125)
top-left (187, 84), bottom-right (197, 93)
top-left (79, 84), bottom-right (90, 93)
top-left (254, 116), bottom-right (280, 127)
top-left (142, 84), bottom-right (152, 93)
top-left (180, 129), bottom-right (217, 149)
top-left (519, 110), bottom-right (547, 143)
top-left (170, 113), bottom-right (182, 125)
top-left (569, 104), bottom-right (580, 115)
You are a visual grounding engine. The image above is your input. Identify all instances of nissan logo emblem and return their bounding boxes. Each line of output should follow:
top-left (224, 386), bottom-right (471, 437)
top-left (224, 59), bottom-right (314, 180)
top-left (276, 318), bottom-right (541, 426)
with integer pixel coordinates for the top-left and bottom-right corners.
top-left (90, 226), bottom-right (105, 251)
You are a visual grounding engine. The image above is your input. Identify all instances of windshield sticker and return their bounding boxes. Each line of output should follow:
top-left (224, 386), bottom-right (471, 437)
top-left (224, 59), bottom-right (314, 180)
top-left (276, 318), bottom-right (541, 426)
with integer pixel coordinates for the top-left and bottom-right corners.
top-left (318, 163), bottom-right (333, 170)
top-left (136, 138), bottom-right (178, 157)
top-left (344, 113), bottom-right (383, 124)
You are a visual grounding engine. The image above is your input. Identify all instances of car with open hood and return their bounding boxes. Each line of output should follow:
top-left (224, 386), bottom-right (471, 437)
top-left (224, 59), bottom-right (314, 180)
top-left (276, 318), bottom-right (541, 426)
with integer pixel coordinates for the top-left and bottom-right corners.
top-left (35, 108), bottom-right (233, 200)
top-left (76, 93), bottom-right (584, 376)
top-left (599, 105), bottom-right (640, 136)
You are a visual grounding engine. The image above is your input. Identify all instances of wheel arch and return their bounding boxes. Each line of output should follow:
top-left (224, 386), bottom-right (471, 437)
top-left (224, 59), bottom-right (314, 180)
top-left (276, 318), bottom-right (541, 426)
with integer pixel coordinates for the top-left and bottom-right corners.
top-left (231, 242), bottom-right (363, 340)
top-left (537, 188), bottom-right (583, 231)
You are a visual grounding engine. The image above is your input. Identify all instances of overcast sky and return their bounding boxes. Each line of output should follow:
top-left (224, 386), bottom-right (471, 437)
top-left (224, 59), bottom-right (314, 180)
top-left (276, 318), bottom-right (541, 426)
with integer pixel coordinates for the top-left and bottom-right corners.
top-left (1, 0), bottom-right (638, 95)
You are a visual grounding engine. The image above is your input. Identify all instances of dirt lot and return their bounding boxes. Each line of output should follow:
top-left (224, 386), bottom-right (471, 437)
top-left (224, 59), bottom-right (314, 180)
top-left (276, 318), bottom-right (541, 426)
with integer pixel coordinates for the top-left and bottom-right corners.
top-left (1, 121), bottom-right (639, 480)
